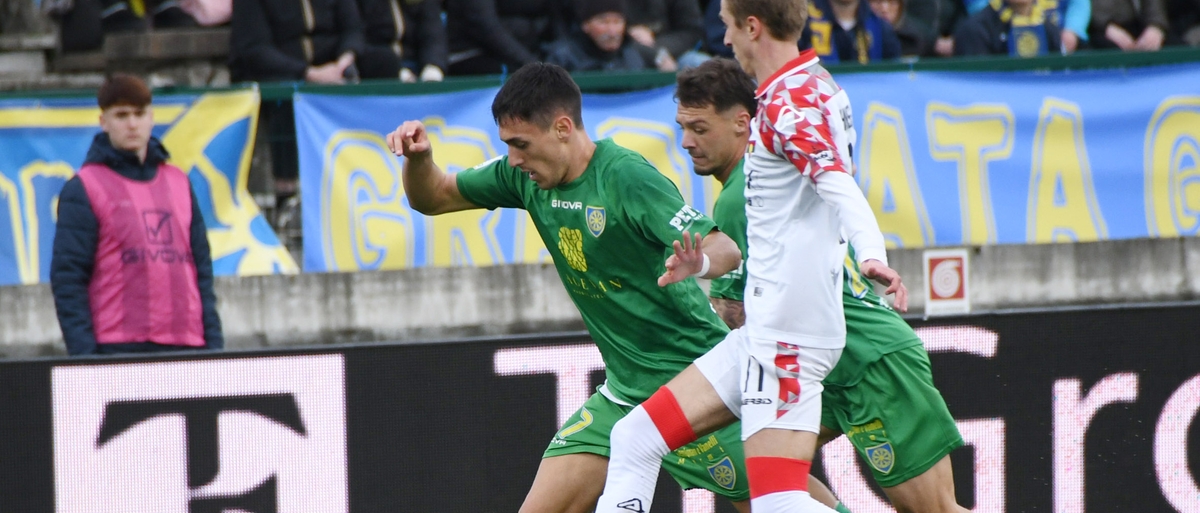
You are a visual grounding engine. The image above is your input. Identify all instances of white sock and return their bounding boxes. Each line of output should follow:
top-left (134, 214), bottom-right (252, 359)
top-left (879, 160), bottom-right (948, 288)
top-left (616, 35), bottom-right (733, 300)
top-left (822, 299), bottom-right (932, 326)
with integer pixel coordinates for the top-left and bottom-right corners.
top-left (751, 490), bottom-right (840, 513)
top-left (595, 405), bottom-right (670, 513)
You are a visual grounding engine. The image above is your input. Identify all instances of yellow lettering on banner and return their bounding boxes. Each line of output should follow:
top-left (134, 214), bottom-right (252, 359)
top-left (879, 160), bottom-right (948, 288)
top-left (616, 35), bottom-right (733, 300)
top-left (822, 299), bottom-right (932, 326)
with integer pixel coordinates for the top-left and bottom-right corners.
top-left (1027, 98), bottom-right (1108, 243)
top-left (322, 130), bottom-right (415, 270)
top-left (0, 105), bottom-right (182, 128)
top-left (19, 161), bottom-right (76, 280)
top-left (424, 117), bottom-right (504, 266)
top-left (162, 91), bottom-right (298, 274)
top-left (1144, 96), bottom-right (1200, 237)
top-left (597, 118), bottom-right (710, 210)
top-left (927, 102), bottom-right (1014, 245)
top-left (859, 103), bottom-right (934, 248)
top-left (0, 172), bottom-right (34, 284)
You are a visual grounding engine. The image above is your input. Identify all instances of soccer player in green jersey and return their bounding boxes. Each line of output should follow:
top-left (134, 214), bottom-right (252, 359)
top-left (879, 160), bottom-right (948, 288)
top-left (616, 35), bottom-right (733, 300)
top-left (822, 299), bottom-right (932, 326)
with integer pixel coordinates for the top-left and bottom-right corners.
top-left (387, 63), bottom-right (756, 512)
top-left (674, 57), bottom-right (968, 513)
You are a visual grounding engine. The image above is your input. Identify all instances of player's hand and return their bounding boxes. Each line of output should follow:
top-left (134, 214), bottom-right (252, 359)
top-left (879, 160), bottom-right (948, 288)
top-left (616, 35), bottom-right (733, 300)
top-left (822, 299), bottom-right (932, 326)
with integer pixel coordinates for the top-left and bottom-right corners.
top-left (860, 259), bottom-right (908, 312)
top-left (386, 120), bottom-right (432, 159)
top-left (659, 231), bottom-right (705, 287)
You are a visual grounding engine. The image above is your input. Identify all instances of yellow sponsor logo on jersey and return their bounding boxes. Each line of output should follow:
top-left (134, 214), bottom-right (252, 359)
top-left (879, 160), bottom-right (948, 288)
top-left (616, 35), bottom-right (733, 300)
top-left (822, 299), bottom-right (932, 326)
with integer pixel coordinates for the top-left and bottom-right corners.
top-left (557, 227), bottom-right (588, 272)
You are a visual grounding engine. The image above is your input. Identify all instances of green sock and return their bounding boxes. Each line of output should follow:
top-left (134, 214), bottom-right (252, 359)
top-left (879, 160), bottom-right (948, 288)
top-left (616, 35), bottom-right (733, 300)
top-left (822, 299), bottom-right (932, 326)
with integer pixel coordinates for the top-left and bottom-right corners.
top-left (835, 502), bottom-right (854, 513)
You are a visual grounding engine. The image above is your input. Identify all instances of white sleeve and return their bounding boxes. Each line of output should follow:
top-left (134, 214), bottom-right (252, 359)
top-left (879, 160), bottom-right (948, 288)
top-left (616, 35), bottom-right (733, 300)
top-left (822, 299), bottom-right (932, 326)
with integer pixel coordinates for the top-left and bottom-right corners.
top-left (814, 171), bottom-right (888, 266)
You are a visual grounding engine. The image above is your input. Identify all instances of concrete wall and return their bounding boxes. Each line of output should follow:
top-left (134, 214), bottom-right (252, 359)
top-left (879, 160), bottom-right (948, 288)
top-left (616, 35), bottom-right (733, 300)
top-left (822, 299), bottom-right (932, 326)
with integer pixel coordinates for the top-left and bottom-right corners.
top-left (3, 236), bottom-right (1198, 357)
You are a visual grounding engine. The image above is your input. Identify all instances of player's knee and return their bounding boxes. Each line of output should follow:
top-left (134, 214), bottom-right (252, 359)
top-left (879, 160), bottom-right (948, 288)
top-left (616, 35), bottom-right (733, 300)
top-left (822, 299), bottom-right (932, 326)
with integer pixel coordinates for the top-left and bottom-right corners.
top-left (609, 413), bottom-right (651, 453)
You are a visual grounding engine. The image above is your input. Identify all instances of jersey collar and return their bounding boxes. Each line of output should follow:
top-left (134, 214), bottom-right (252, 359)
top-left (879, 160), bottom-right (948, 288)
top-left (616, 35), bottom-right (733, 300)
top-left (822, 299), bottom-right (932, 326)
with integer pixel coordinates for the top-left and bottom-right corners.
top-left (755, 50), bottom-right (820, 98)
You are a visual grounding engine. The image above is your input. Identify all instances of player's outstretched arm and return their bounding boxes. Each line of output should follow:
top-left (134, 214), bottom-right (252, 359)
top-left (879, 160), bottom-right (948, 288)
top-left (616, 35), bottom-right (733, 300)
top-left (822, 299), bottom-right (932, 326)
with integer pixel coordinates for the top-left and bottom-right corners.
top-left (813, 172), bottom-right (908, 311)
top-left (658, 229), bottom-right (742, 287)
top-left (386, 120), bottom-right (477, 215)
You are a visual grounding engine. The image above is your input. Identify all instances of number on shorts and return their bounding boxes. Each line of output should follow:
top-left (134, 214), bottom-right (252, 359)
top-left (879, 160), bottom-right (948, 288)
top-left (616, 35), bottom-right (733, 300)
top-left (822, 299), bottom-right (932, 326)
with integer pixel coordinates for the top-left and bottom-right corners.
top-left (743, 362), bottom-right (765, 392)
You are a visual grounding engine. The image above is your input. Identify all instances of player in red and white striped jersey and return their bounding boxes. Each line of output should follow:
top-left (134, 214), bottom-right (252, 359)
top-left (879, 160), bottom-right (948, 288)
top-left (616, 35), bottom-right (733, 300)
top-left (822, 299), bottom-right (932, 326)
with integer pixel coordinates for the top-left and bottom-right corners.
top-left (596, 1), bottom-right (908, 512)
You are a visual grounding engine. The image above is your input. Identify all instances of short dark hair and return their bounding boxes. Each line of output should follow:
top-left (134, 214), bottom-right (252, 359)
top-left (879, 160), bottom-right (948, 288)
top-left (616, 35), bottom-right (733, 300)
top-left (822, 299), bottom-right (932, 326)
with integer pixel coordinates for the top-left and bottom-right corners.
top-left (97, 73), bottom-right (152, 110)
top-left (675, 58), bottom-right (757, 115)
top-left (726, 0), bottom-right (809, 41)
top-left (491, 63), bottom-right (584, 129)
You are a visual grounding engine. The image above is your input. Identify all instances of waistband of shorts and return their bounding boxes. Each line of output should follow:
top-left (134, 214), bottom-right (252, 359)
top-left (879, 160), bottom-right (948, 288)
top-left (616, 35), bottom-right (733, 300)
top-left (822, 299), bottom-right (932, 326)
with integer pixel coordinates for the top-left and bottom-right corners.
top-left (598, 382), bottom-right (634, 407)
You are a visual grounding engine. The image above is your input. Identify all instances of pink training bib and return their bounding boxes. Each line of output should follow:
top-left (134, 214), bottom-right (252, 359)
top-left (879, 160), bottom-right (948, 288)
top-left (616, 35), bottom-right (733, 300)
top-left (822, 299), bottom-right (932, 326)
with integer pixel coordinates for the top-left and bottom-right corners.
top-left (76, 163), bottom-right (205, 347)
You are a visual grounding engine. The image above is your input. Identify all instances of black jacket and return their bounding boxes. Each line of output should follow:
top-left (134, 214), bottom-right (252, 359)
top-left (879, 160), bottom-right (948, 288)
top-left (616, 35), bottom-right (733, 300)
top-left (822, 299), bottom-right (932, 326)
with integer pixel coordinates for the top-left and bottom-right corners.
top-left (229, 0), bottom-right (367, 82)
top-left (50, 134), bottom-right (223, 356)
top-left (624, 0), bottom-right (705, 58)
top-left (896, 14), bottom-right (939, 56)
top-left (445, 0), bottom-right (563, 70)
top-left (544, 30), bottom-right (652, 72)
top-left (703, 0), bottom-right (733, 57)
top-left (954, 5), bottom-right (1062, 56)
top-left (357, 0), bottom-right (448, 72)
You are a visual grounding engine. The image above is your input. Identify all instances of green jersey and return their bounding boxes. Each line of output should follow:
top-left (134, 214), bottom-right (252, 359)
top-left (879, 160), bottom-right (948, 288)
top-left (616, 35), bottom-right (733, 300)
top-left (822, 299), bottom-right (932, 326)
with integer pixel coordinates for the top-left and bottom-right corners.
top-left (456, 139), bottom-right (731, 403)
top-left (707, 161), bottom-right (747, 302)
top-left (708, 159), bottom-right (922, 386)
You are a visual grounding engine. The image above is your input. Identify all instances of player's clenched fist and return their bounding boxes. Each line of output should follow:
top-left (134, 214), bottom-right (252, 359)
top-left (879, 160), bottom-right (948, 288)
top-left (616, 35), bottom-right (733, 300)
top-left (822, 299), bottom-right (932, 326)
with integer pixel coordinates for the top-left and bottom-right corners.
top-left (386, 120), bottom-right (432, 158)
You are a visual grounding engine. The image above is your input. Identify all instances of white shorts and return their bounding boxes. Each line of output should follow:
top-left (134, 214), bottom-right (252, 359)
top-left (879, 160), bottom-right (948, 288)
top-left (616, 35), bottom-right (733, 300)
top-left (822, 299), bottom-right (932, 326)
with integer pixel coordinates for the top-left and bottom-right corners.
top-left (694, 327), bottom-right (842, 440)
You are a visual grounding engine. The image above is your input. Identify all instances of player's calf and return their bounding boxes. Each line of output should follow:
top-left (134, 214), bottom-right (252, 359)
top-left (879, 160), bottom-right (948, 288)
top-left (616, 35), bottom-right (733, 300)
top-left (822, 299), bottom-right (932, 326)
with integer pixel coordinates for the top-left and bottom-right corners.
top-left (596, 387), bottom-right (696, 512)
top-left (746, 456), bottom-right (838, 513)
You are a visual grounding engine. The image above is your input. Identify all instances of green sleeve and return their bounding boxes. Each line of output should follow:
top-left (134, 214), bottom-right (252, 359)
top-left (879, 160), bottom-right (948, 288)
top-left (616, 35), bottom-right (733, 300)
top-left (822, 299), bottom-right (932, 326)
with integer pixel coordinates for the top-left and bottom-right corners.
top-left (711, 191), bottom-right (747, 257)
top-left (708, 183), bottom-right (748, 301)
top-left (617, 156), bottom-right (718, 247)
top-left (454, 156), bottom-right (527, 209)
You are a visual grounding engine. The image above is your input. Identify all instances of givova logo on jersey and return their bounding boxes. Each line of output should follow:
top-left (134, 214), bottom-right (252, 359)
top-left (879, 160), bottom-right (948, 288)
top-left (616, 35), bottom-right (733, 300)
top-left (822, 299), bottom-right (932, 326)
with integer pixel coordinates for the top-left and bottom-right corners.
top-left (51, 355), bottom-right (347, 513)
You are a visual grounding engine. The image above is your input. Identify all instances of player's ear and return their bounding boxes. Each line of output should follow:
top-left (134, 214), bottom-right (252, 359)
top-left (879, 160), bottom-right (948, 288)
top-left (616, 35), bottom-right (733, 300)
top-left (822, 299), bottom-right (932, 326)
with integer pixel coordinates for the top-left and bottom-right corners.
top-left (746, 15), bottom-right (763, 40)
top-left (734, 109), bottom-right (751, 135)
top-left (554, 115), bottom-right (573, 141)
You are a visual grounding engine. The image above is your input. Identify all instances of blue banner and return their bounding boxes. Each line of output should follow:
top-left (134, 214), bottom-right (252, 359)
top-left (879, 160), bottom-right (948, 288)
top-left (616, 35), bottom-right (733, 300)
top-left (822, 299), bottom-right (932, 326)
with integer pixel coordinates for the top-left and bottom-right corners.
top-left (0, 90), bottom-right (298, 286)
top-left (296, 63), bottom-right (1200, 273)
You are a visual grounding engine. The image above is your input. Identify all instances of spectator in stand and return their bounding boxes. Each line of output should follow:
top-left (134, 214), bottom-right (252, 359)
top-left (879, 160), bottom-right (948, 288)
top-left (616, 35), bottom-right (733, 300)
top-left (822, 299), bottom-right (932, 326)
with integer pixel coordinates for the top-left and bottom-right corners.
top-left (954, 0), bottom-right (1063, 56)
top-left (1090, 0), bottom-right (1169, 50)
top-left (52, 0), bottom-right (200, 53)
top-left (229, 0), bottom-right (366, 84)
top-left (51, 74), bottom-right (223, 356)
top-left (1168, 0), bottom-right (1200, 46)
top-left (229, 0), bottom-right (378, 203)
top-left (623, 0), bottom-right (706, 70)
top-left (356, 0), bottom-right (449, 82)
top-left (934, 0), bottom-right (969, 55)
top-left (959, 0), bottom-right (1089, 52)
top-left (869, 0), bottom-right (941, 55)
top-left (445, 0), bottom-right (564, 75)
top-left (702, 0), bottom-right (734, 57)
top-left (545, 0), bottom-right (654, 72)
top-left (802, 0), bottom-right (903, 63)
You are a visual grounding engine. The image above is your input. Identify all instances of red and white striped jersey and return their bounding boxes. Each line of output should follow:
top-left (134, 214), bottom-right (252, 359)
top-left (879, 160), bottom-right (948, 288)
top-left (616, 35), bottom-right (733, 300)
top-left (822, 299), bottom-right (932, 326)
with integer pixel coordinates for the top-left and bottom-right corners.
top-left (743, 50), bottom-right (888, 349)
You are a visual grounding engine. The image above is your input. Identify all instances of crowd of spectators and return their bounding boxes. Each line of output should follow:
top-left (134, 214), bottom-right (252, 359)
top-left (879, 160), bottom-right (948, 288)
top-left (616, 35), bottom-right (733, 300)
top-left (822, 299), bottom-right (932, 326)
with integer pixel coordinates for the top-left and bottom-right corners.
top-left (41, 0), bottom-right (1199, 209)
top-left (46, 0), bottom-right (1200, 77)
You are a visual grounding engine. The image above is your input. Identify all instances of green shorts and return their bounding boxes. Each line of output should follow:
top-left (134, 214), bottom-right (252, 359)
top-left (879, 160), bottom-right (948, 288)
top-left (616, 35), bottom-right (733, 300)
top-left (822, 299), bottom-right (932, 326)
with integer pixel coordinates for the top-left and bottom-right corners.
top-left (545, 390), bottom-right (751, 501)
top-left (821, 345), bottom-right (964, 488)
